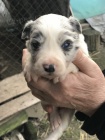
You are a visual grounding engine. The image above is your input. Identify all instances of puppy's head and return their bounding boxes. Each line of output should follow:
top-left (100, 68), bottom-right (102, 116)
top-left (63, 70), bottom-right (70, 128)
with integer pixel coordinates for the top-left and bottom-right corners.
top-left (22, 14), bottom-right (82, 79)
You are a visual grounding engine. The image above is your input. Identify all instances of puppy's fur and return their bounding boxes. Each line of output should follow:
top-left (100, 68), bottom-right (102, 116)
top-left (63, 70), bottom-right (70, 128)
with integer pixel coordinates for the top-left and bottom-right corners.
top-left (22, 14), bottom-right (89, 140)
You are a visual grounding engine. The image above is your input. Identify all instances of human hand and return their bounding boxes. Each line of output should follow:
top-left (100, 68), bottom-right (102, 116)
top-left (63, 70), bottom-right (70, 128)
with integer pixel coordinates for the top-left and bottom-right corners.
top-left (22, 49), bottom-right (105, 116)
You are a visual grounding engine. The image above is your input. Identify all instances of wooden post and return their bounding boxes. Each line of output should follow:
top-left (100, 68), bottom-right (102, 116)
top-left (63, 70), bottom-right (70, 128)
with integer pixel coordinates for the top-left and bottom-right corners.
top-left (83, 29), bottom-right (100, 52)
top-left (0, 111), bottom-right (28, 137)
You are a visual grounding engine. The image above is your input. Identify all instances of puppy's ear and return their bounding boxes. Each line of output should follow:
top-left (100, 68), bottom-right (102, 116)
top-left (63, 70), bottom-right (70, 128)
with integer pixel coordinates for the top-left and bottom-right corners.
top-left (21, 20), bottom-right (34, 40)
top-left (69, 16), bottom-right (82, 33)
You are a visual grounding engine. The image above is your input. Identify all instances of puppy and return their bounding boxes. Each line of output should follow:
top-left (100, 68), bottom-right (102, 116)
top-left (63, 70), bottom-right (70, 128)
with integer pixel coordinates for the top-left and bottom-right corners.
top-left (22, 14), bottom-right (89, 140)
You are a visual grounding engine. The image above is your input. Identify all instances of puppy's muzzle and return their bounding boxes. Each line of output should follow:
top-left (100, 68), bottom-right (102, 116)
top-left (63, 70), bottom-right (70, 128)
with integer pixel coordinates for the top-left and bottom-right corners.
top-left (43, 64), bottom-right (55, 73)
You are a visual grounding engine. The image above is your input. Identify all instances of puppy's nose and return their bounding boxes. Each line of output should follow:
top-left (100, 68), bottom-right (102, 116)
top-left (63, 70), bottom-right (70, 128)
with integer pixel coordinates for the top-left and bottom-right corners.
top-left (43, 64), bottom-right (55, 73)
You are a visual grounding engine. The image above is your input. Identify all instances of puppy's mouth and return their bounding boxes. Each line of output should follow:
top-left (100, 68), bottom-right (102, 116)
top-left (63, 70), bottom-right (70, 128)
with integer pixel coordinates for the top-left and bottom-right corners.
top-left (42, 72), bottom-right (60, 80)
top-left (42, 72), bottom-right (57, 80)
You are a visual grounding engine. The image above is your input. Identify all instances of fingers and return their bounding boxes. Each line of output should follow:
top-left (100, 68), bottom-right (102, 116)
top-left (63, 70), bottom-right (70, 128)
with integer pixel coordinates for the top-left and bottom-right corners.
top-left (28, 83), bottom-right (53, 113)
top-left (28, 81), bottom-right (53, 101)
top-left (73, 50), bottom-right (103, 78)
top-left (30, 77), bottom-right (53, 92)
top-left (28, 83), bottom-right (45, 100)
top-left (41, 103), bottom-right (53, 113)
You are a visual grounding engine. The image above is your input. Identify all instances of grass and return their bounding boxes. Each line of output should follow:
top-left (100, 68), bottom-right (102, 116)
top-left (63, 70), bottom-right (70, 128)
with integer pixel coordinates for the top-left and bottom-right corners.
top-left (33, 114), bottom-right (98, 140)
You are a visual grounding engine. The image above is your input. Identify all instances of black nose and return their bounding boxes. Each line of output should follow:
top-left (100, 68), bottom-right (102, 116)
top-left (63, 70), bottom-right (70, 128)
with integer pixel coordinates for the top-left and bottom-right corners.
top-left (43, 64), bottom-right (55, 73)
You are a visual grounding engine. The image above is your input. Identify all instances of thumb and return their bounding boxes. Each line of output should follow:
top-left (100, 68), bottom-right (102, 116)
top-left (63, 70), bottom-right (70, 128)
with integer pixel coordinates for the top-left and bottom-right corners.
top-left (73, 50), bottom-right (102, 78)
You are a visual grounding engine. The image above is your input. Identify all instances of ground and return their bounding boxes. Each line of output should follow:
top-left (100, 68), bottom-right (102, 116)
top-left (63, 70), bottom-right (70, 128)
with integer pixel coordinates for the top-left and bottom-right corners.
top-left (33, 112), bottom-right (98, 140)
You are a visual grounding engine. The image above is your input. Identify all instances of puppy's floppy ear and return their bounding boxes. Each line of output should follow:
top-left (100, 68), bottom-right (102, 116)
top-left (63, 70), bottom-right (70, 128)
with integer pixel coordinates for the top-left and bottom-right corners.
top-left (69, 16), bottom-right (82, 33)
top-left (21, 20), bottom-right (34, 40)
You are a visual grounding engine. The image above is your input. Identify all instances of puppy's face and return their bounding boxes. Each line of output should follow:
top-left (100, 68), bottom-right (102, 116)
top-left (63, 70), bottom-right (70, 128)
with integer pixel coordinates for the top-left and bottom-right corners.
top-left (22, 14), bottom-right (82, 79)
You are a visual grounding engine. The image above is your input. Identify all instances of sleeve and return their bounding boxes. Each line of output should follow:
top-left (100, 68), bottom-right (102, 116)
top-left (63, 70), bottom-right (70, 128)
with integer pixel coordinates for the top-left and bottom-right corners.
top-left (75, 103), bottom-right (105, 140)
top-left (75, 69), bottom-right (105, 140)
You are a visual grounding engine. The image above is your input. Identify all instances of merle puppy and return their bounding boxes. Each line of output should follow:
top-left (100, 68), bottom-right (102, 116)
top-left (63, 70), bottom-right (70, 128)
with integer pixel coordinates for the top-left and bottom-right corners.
top-left (22, 14), bottom-right (89, 140)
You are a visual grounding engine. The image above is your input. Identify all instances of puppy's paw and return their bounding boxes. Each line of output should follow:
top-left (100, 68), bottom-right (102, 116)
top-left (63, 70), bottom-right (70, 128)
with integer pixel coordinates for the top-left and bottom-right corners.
top-left (68, 63), bottom-right (79, 73)
top-left (53, 76), bottom-right (67, 83)
top-left (59, 75), bottom-right (66, 82)
top-left (71, 66), bottom-right (78, 73)
top-left (53, 77), bottom-right (59, 83)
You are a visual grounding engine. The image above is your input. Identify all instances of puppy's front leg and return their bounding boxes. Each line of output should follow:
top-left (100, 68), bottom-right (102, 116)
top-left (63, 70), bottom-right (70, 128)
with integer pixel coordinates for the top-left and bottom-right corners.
top-left (68, 63), bottom-right (79, 73)
top-left (59, 63), bottom-right (78, 82)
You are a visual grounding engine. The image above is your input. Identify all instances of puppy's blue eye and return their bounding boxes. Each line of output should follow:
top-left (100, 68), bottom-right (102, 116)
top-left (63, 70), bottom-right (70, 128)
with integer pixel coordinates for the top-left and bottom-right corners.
top-left (62, 40), bottom-right (72, 51)
top-left (31, 41), bottom-right (40, 51)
